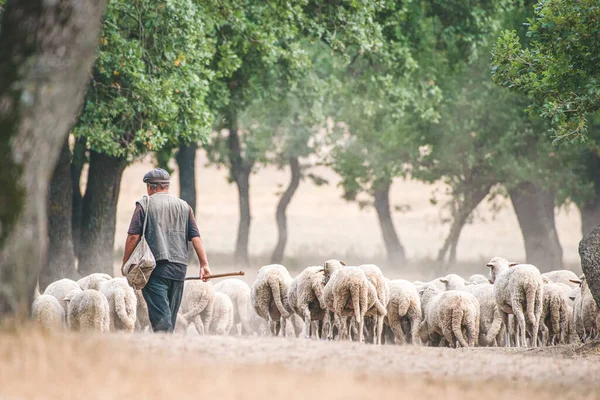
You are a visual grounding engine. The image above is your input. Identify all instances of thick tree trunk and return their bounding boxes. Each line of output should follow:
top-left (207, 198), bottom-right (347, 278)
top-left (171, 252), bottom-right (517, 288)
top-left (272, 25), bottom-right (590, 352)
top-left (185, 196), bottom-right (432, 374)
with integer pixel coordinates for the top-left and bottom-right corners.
top-left (0, 0), bottom-right (107, 319)
top-left (176, 142), bottom-right (198, 212)
top-left (78, 151), bottom-right (126, 276)
top-left (71, 136), bottom-right (86, 256)
top-left (579, 151), bottom-right (600, 236)
top-left (509, 182), bottom-right (563, 271)
top-left (271, 157), bottom-right (301, 264)
top-left (579, 226), bottom-right (600, 308)
top-left (437, 184), bottom-right (491, 267)
top-left (39, 137), bottom-right (79, 290)
top-left (373, 180), bottom-right (406, 267)
top-left (227, 118), bottom-right (254, 266)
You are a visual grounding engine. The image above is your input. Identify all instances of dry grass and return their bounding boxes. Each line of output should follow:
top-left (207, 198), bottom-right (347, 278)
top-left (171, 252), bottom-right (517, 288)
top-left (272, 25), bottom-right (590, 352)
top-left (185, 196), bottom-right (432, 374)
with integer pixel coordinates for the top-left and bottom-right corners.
top-left (2, 328), bottom-right (600, 400)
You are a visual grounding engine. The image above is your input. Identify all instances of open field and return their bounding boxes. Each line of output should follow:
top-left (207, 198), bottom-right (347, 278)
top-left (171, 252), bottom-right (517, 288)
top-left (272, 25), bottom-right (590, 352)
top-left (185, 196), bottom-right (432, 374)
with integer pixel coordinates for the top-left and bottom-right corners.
top-left (111, 149), bottom-right (583, 278)
top-left (2, 329), bottom-right (600, 400)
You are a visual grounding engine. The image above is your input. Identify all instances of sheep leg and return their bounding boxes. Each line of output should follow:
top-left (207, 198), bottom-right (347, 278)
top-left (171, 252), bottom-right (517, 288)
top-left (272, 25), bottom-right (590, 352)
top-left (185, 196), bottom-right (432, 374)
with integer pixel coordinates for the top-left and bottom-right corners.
top-left (300, 305), bottom-right (312, 339)
top-left (513, 302), bottom-right (527, 347)
top-left (500, 312), bottom-right (510, 347)
top-left (192, 314), bottom-right (205, 335)
top-left (388, 310), bottom-right (405, 345)
top-left (339, 316), bottom-right (348, 341)
top-left (281, 317), bottom-right (287, 337)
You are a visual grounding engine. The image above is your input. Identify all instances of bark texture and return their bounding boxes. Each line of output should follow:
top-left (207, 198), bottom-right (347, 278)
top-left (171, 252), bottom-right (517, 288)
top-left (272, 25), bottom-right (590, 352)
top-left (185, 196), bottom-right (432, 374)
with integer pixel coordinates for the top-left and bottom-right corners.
top-left (39, 137), bottom-right (79, 290)
top-left (176, 142), bottom-right (198, 212)
top-left (509, 182), bottom-right (563, 272)
top-left (71, 136), bottom-right (86, 256)
top-left (579, 226), bottom-right (600, 308)
top-left (0, 0), bottom-right (108, 319)
top-left (437, 184), bottom-right (491, 267)
top-left (373, 180), bottom-right (406, 267)
top-left (227, 118), bottom-right (254, 266)
top-left (271, 157), bottom-right (301, 264)
top-left (78, 151), bottom-right (126, 276)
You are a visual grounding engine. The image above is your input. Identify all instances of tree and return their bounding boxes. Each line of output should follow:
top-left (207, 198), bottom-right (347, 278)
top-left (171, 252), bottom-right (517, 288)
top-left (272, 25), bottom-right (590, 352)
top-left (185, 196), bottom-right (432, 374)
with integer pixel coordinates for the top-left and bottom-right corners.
top-left (491, 0), bottom-right (600, 140)
top-left (0, 0), bottom-right (108, 319)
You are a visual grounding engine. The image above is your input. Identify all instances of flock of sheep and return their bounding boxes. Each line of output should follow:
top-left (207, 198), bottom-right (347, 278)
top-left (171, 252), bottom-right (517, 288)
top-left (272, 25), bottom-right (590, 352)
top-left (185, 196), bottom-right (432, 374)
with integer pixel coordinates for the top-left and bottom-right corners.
top-left (32, 257), bottom-right (600, 348)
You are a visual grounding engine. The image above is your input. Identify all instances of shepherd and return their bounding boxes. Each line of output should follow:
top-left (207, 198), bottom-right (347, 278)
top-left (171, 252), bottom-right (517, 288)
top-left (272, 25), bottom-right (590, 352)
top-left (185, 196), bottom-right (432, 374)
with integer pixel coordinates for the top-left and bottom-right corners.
top-left (121, 168), bottom-right (211, 332)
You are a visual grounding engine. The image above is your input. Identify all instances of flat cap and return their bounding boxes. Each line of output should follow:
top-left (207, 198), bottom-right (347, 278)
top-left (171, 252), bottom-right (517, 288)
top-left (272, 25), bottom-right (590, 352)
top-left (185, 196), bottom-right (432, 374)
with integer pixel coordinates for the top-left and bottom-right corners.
top-left (143, 168), bottom-right (171, 183)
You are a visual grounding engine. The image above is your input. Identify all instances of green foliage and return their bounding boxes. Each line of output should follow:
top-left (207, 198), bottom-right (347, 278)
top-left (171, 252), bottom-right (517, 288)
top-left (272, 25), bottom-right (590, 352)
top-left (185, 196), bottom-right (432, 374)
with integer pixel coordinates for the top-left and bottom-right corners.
top-left (491, 0), bottom-right (600, 140)
top-left (74, 0), bottom-right (215, 159)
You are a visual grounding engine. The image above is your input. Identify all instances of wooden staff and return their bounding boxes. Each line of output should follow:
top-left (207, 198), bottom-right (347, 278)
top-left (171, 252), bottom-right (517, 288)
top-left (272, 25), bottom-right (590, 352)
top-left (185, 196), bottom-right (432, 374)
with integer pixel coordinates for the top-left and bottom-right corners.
top-left (185, 271), bottom-right (245, 280)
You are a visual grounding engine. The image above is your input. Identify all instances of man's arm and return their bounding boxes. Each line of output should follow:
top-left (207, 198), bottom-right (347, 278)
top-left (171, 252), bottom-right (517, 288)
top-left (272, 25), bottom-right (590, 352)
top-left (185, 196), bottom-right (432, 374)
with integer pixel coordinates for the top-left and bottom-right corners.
top-left (191, 236), bottom-right (211, 281)
top-left (121, 234), bottom-right (141, 274)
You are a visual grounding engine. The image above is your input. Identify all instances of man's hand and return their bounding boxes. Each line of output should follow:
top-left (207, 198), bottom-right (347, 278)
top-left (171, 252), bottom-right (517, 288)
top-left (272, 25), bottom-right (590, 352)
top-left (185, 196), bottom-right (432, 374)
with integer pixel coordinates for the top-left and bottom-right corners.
top-left (200, 265), bottom-right (211, 282)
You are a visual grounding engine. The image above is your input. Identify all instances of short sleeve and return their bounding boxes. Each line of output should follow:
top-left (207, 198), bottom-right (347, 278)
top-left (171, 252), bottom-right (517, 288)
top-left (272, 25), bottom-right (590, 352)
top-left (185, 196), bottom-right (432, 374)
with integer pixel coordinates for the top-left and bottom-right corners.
top-left (127, 204), bottom-right (145, 235)
top-left (187, 208), bottom-right (200, 240)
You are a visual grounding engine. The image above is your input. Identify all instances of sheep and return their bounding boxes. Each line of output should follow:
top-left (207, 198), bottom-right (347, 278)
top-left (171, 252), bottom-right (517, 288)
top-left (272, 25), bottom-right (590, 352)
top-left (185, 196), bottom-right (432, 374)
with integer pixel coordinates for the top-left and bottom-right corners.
top-left (64, 289), bottom-right (110, 332)
top-left (287, 266), bottom-right (327, 339)
top-left (44, 278), bottom-right (82, 314)
top-left (463, 283), bottom-right (504, 346)
top-left (439, 274), bottom-right (468, 291)
top-left (385, 279), bottom-right (422, 345)
top-left (486, 257), bottom-right (543, 347)
top-left (77, 273), bottom-right (112, 291)
top-left (469, 274), bottom-right (490, 285)
top-left (570, 276), bottom-right (600, 341)
top-left (31, 294), bottom-right (65, 330)
top-left (539, 282), bottom-right (571, 345)
top-left (208, 292), bottom-right (235, 335)
top-left (427, 278), bottom-right (447, 292)
top-left (99, 278), bottom-right (137, 333)
top-left (541, 270), bottom-right (580, 288)
top-left (418, 283), bottom-right (479, 348)
top-left (359, 264), bottom-right (389, 345)
top-left (214, 279), bottom-right (254, 335)
top-left (134, 290), bottom-right (150, 332)
top-left (322, 260), bottom-right (386, 343)
top-left (251, 264), bottom-right (294, 337)
top-left (180, 280), bottom-right (215, 335)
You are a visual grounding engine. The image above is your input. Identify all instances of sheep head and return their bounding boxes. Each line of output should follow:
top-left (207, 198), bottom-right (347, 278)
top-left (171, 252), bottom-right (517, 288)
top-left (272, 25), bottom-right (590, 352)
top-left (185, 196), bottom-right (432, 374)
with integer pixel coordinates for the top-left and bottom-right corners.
top-left (485, 257), bottom-right (511, 283)
top-left (322, 259), bottom-right (345, 283)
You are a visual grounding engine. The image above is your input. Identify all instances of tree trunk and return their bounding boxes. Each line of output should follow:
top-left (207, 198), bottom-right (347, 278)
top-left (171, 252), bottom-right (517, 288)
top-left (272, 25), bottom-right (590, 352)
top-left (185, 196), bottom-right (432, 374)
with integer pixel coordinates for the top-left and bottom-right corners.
top-left (0, 0), bottom-right (107, 319)
top-left (39, 137), bottom-right (79, 290)
top-left (271, 157), bottom-right (301, 264)
top-left (78, 151), bottom-right (127, 276)
top-left (579, 151), bottom-right (600, 236)
top-left (227, 117), bottom-right (254, 266)
top-left (373, 180), bottom-right (406, 267)
top-left (71, 136), bottom-right (86, 259)
top-left (176, 142), bottom-right (198, 212)
top-left (437, 184), bottom-right (491, 267)
top-left (509, 182), bottom-right (563, 271)
top-left (579, 225), bottom-right (600, 308)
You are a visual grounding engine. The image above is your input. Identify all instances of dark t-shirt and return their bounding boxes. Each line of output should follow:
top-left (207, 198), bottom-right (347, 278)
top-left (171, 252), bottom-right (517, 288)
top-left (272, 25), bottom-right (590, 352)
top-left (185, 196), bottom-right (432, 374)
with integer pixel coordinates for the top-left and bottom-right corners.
top-left (127, 204), bottom-right (200, 281)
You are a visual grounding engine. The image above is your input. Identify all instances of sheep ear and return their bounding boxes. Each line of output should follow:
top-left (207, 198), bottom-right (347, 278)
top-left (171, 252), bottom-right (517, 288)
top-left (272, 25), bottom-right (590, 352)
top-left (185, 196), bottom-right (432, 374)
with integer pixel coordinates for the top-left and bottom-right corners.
top-left (488, 279), bottom-right (494, 284)
top-left (439, 278), bottom-right (448, 284)
top-left (569, 296), bottom-right (576, 301)
top-left (339, 260), bottom-right (346, 266)
top-left (508, 262), bottom-right (519, 267)
top-left (569, 279), bottom-right (582, 286)
top-left (485, 263), bottom-right (493, 268)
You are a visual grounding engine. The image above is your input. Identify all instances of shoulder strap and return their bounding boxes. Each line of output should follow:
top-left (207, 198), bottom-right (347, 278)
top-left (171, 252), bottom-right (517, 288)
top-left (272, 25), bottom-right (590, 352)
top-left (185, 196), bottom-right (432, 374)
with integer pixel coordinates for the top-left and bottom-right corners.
top-left (141, 195), bottom-right (150, 238)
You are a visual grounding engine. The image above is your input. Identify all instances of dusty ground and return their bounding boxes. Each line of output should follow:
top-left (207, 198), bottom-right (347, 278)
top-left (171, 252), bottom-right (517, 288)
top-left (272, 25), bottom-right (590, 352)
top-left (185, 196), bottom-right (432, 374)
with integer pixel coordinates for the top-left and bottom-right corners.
top-left (3, 329), bottom-right (600, 400)
top-left (111, 150), bottom-right (584, 279)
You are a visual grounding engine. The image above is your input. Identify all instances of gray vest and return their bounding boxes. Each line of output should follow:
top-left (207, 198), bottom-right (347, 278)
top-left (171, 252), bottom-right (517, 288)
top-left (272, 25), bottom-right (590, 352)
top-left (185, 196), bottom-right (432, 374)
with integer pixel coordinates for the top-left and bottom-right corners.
top-left (138, 193), bottom-right (190, 265)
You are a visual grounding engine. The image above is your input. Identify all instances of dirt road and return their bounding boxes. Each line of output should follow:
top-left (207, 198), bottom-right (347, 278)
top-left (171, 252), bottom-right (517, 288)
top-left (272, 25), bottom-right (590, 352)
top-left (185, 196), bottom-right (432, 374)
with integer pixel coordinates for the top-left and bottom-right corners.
top-left (2, 330), bottom-right (600, 400)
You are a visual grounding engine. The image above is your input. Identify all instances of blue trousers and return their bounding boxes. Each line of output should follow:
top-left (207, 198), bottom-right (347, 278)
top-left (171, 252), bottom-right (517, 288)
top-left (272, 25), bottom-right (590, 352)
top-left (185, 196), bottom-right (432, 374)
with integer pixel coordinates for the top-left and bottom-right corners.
top-left (142, 275), bottom-right (184, 332)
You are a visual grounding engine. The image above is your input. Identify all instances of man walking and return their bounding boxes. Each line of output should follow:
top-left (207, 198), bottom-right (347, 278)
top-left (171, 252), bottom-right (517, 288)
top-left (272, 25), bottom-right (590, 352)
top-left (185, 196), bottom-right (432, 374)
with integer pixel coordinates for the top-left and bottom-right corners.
top-left (122, 168), bottom-right (211, 332)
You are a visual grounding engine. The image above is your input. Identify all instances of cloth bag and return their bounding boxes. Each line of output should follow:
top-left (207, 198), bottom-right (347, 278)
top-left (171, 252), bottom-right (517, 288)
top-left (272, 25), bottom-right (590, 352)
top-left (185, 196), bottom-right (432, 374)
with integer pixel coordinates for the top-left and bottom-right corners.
top-left (121, 195), bottom-right (156, 290)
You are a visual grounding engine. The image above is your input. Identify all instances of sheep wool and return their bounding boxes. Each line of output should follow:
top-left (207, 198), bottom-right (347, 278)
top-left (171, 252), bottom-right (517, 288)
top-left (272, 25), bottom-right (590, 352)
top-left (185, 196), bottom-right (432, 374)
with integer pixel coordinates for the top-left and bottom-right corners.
top-left (44, 278), bottom-right (82, 314)
top-left (32, 294), bottom-right (66, 331)
top-left (209, 292), bottom-right (235, 336)
top-left (214, 278), bottom-right (254, 335)
top-left (77, 273), bottom-right (112, 291)
top-left (99, 278), bottom-right (137, 333)
top-left (65, 289), bottom-right (110, 332)
top-left (180, 280), bottom-right (215, 335)
top-left (251, 264), bottom-right (294, 337)
top-left (385, 279), bottom-right (422, 345)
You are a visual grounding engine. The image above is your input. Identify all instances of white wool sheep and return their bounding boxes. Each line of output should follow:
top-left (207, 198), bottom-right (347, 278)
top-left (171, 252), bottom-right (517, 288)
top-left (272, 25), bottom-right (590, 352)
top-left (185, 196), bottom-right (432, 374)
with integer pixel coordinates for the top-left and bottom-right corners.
top-left (541, 270), bottom-right (580, 288)
top-left (64, 289), bottom-right (110, 332)
top-left (539, 282), bottom-right (571, 345)
top-left (180, 280), bottom-right (215, 335)
top-left (208, 292), bottom-right (235, 335)
top-left (427, 278), bottom-right (447, 292)
top-left (385, 279), bottom-right (422, 345)
top-left (359, 264), bottom-right (389, 345)
top-left (469, 274), bottom-right (490, 285)
top-left (134, 290), bottom-right (150, 332)
top-left (251, 264), bottom-right (294, 337)
top-left (322, 260), bottom-right (386, 343)
top-left (463, 283), bottom-right (504, 346)
top-left (214, 279), bottom-right (254, 335)
top-left (44, 278), bottom-right (82, 313)
top-left (418, 283), bottom-right (479, 348)
top-left (486, 257), bottom-right (543, 347)
top-left (287, 266), bottom-right (327, 338)
top-left (570, 276), bottom-right (600, 341)
top-left (31, 294), bottom-right (65, 330)
top-left (77, 273), bottom-right (112, 291)
top-left (99, 278), bottom-right (137, 333)
top-left (439, 274), bottom-right (468, 291)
